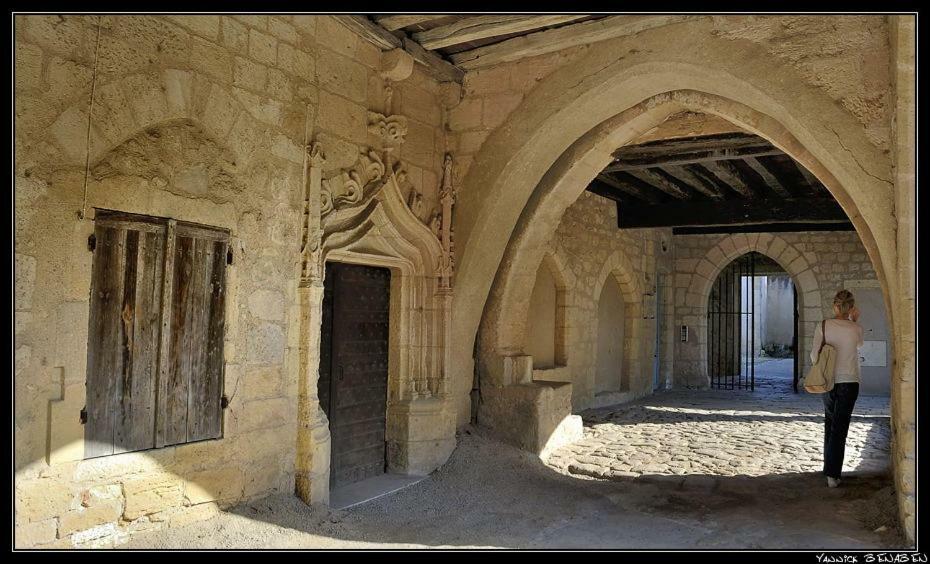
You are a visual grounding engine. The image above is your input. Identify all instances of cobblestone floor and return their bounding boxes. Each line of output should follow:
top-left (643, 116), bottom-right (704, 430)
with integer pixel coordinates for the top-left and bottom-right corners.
top-left (547, 359), bottom-right (892, 480)
top-left (129, 360), bottom-right (903, 549)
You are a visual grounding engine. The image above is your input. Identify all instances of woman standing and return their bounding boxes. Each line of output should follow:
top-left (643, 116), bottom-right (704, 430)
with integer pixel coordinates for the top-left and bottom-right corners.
top-left (811, 289), bottom-right (864, 488)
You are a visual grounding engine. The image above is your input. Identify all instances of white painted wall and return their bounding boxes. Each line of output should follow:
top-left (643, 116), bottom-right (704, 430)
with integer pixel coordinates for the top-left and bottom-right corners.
top-left (765, 275), bottom-right (795, 348)
top-left (852, 286), bottom-right (892, 396)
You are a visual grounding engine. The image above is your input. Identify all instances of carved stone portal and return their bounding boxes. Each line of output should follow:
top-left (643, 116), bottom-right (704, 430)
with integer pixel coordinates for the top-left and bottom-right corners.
top-left (295, 138), bottom-right (456, 506)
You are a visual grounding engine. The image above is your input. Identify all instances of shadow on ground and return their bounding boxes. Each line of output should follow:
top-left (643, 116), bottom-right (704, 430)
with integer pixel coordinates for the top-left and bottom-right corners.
top-left (126, 425), bottom-right (906, 550)
top-left (127, 360), bottom-right (901, 549)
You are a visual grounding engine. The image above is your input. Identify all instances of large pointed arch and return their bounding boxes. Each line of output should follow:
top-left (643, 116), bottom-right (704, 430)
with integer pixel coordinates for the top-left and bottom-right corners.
top-left (451, 54), bottom-right (895, 429)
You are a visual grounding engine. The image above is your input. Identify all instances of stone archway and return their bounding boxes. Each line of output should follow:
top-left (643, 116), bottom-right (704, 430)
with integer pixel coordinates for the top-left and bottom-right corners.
top-left (452, 58), bottom-right (895, 430)
top-left (474, 90), bottom-right (867, 425)
top-left (48, 69), bottom-right (271, 171)
top-left (675, 234), bottom-right (824, 388)
top-left (523, 251), bottom-right (575, 372)
top-left (294, 141), bottom-right (456, 505)
top-left (589, 250), bottom-right (645, 407)
top-left (448, 35), bottom-right (905, 536)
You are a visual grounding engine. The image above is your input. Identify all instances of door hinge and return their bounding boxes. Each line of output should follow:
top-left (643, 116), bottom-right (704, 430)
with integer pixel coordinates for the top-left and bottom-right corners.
top-left (80, 407), bottom-right (87, 424)
top-left (221, 395), bottom-right (230, 409)
top-left (87, 234), bottom-right (96, 252)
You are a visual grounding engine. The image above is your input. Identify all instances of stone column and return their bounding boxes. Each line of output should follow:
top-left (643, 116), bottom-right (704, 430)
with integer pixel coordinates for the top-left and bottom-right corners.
top-left (295, 283), bottom-right (330, 505)
top-left (295, 142), bottom-right (331, 505)
top-left (890, 14), bottom-right (916, 544)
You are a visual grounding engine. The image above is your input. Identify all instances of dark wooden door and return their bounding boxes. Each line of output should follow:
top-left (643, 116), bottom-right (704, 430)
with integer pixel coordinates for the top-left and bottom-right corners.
top-left (320, 262), bottom-right (391, 488)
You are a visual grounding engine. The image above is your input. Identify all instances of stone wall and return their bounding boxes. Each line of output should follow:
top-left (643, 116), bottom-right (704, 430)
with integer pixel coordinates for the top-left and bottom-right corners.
top-left (14, 13), bottom-right (916, 546)
top-left (889, 16), bottom-right (916, 540)
top-left (14, 14), bottom-right (448, 548)
top-left (535, 191), bottom-right (672, 412)
top-left (763, 275), bottom-right (795, 350)
top-left (671, 231), bottom-right (881, 388)
top-left (446, 15), bottom-right (892, 204)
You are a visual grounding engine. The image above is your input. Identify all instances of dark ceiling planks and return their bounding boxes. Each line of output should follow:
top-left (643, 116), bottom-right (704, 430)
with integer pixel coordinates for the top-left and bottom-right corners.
top-left (585, 132), bottom-right (848, 229)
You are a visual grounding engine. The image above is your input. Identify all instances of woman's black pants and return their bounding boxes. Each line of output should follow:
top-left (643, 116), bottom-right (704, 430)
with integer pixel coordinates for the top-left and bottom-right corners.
top-left (822, 382), bottom-right (860, 479)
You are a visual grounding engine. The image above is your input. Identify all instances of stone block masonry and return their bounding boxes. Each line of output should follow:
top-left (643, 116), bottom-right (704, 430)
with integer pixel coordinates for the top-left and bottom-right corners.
top-left (536, 191), bottom-right (673, 411)
top-left (15, 13), bottom-right (916, 546)
top-left (671, 231), bottom-right (881, 388)
top-left (14, 14), bottom-right (449, 548)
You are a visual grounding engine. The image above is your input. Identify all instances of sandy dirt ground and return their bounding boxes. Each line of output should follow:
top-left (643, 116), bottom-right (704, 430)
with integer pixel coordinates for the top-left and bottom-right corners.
top-left (127, 411), bottom-right (904, 549)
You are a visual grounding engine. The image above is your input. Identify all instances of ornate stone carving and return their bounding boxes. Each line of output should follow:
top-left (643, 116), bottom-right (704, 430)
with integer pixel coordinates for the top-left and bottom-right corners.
top-left (438, 153), bottom-right (456, 291)
top-left (320, 148), bottom-right (387, 219)
top-left (367, 112), bottom-right (408, 150)
top-left (380, 48), bottom-right (415, 82)
top-left (296, 136), bottom-right (455, 501)
top-left (300, 141), bottom-right (326, 284)
top-left (407, 188), bottom-right (425, 219)
top-left (384, 85), bottom-right (394, 115)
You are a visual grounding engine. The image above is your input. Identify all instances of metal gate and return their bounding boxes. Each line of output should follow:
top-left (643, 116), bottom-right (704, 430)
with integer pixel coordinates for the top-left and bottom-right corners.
top-left (707, 252), bottom-right (756, 390)
top-left (793, 284), bottom-right (800, 393)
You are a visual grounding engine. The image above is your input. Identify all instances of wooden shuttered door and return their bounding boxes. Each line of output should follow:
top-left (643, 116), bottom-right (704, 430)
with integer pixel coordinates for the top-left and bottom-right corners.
top-left (85, 215), bottom-right (167, 457)
top-left (158, 223), bottom-right (228, 447)
top-left (85, 211), bottom-right (229, 458)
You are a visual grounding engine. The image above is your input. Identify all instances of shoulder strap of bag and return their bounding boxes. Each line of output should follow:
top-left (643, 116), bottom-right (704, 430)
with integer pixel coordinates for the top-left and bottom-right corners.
top-left (818, 319), bottom-right (827, 355)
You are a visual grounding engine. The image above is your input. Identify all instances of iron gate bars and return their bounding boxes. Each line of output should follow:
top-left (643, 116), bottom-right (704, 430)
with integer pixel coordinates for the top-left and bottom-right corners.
top-left (793, 284), bottom-right (800, 393)
top-left (708, 252), bottom-right (756, 390)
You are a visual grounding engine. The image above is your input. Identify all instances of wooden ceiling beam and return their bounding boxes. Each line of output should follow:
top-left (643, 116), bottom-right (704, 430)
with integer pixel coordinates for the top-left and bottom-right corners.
top-left (595, 173), bottom-right (662, 204)
top-left (413, 15), bottom-right (590, 50)
top-left (617, 198), bottom-right (848, 229)
top-left (374, 15), bottom-right (453, 31)
top-left (699, 161), bottom-right (759, 199)
top-left (449, 15), bottom-right (696, 70)
top-left (604, 148), bottom-right (783, 173)
top-left (334, 15), bottom-right (402, 50)
top-left (624, 168), bottom-right (692, 200)
top-left (743, 157), bottom-right (793, 198)
top-left (587, 179), bottom-right (628, 204)
top-left (662, 164), bottom-right (726, 199)
top-left (673, 222), bottom-right (855, 235)
top-left (402, 37), bottom-right (465, 83)
top-left (794, 161), bottom-right (821, 190)
top-left (331, 16), bottom-right (464, 83)
top-left (615, 134), bottom-right (772, 159)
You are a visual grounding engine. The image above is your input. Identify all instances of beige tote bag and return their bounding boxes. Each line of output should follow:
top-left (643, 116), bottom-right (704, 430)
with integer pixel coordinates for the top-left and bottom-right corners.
top-left (804, 319), bottom-right (837, 394)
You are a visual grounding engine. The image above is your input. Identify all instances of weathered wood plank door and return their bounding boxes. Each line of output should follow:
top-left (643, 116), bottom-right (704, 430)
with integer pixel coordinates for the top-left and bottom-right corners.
top-left (321, 262), bottom-right (391, 488)
top-left (157, 224), bottom-right (229, 447)
top-left (85, 210), bottom-right (228, 458)
top-left (85, 216), bottom-right (166, 457)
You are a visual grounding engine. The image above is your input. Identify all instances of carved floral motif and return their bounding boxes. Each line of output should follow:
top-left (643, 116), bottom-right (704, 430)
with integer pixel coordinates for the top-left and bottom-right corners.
top-left (320, 149), bottom-right (387, 218)
top-left (367, 112), bottom-right (408, 149)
